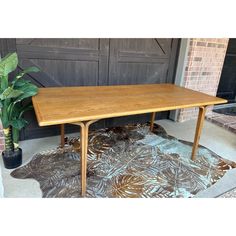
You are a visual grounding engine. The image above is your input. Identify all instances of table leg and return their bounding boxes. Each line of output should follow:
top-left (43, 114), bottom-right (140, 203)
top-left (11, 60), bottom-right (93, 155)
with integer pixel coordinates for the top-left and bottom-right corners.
top-left (191, 106), bottom-right (207, 161)
top-left (71, 120), bottom-right (98, 197)
top-left (60, 124), bottom-right (65, 147)
top-left (150, 112), bottom-right (156, 132)
top-left (79, 122), bottom-right (88, 197)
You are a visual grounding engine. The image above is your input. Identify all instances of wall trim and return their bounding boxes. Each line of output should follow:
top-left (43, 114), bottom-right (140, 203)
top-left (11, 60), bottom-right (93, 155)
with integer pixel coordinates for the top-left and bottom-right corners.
top-left (169, 38), bottom-right (190, 121)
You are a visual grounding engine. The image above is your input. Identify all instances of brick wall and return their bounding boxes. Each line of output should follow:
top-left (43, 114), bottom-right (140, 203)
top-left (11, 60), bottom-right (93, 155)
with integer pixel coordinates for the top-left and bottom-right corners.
top-left (177, 38), bottom-right (229, 122)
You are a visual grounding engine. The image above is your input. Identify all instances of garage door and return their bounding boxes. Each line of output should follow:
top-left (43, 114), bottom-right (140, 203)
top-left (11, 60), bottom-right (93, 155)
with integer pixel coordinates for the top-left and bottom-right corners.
top-left (0, 39), bottom-right (179, 139)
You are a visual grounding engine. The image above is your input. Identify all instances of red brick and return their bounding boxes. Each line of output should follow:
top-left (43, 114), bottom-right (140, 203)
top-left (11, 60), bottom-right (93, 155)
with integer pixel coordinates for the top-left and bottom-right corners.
top-left (0, 138), bottom-right (4, 145)
top-left (0, 144), bottom-right (4, 152)
top-left (178, 38), bottom-right (229, 122)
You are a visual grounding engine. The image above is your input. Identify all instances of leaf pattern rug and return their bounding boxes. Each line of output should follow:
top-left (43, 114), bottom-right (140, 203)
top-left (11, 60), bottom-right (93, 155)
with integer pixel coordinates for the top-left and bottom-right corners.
top-left (11, 123), bottom-right (236, 198)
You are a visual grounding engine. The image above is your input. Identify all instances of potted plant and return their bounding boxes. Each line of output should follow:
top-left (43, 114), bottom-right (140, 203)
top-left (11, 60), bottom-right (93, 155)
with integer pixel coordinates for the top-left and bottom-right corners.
top-left (0, 52), bottom-right (39, 169)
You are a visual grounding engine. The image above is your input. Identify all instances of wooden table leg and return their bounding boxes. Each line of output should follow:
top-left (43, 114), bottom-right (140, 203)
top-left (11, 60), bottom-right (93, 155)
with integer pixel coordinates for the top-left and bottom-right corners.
top-left (71, 120), bottom-right (98, 197)
top-left (191, 106), bottom-right (207, 161)
top-left (79, 122), bottom-right (88, 197)
top-left (150, 112), bottom-right (156, 132)
top-left (60, 124), bottom-right (65, 147)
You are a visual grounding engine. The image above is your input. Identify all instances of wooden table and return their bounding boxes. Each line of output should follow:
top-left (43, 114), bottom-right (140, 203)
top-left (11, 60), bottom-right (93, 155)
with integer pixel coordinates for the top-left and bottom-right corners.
top-left (32, 84), bottom-right (227, 197)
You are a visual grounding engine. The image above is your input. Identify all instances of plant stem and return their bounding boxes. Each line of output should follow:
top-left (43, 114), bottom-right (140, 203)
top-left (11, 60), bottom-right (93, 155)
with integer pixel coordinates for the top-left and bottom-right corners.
top-left (3, 127), bottom-right (14, 153)
top-left (12, 127), bottom-right (19, 150)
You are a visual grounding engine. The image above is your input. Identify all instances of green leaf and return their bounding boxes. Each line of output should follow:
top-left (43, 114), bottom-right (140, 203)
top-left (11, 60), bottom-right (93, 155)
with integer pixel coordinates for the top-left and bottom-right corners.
top-left (0, 53), bottom-right (18, 77)
top-left (10, 118), bottom-right (28, 130)
top-left (13, 66), bottom-right (40, 81)
top-left (19, 103), bottom-right (33, 118)
top-left (0, 87), bottom-right (23, 100)
top-left (1, 75), bottom-right (8, 90)
top-left (10, 102), bottom-right (33, 119)
top-left (1, 99), bottom-right (11, 128)
top-left (12, 78), bottom-right (30, 88)
top-left (13, 83), bottom-right (38, 103)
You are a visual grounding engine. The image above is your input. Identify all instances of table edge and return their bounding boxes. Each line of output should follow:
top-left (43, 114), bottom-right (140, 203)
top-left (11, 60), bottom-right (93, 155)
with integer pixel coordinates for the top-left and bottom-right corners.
top-left (34, 99), bottom-right (227, 126)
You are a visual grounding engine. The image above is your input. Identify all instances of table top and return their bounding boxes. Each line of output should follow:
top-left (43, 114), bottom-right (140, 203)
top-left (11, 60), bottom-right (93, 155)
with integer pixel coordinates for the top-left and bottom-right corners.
top-left (32, 84), bottom-right (227, 126)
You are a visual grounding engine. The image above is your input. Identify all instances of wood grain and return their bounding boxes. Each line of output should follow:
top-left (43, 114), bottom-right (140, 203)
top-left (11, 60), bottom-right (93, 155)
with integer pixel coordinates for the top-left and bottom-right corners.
top-left (150, 112), bottom-right (156, 132)
top-left (191, 106), bottom-right (207, 160)
top-left (60, 124), bottom-right (65, 147)
top-left (32, 84), bottom-right (227, 126)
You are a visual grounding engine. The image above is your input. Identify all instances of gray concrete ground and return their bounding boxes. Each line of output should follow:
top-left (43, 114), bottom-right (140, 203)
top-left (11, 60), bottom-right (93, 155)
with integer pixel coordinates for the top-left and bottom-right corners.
top-left (1, 119), bottom-right (236, 198)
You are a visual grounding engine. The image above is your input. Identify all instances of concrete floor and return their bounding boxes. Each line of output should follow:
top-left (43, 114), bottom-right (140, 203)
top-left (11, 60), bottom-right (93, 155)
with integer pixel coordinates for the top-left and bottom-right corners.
top-left (1, 119), bottom-right (236, 198)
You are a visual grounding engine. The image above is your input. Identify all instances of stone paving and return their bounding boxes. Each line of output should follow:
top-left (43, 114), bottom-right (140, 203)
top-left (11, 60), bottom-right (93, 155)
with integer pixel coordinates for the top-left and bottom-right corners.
top-left (206, 112), bottom-right (236, 134)
top-left (220, 188), bottom-right (236, 198)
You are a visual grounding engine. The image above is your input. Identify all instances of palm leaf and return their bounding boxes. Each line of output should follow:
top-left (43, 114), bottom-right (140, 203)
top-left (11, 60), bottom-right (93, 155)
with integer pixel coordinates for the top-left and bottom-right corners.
top-left (13, 83), bottom-right (38, 103)
top-left (12, 78), bottom-right (30, 89)
top-left (0, 52), bottom-right (18, 76)
top-left (111, 175), bottom-right (145, 198)
top-left (10, 118), bottom-right (28, 130)
top-left (1, 75), bottom-right (8, 90)
top-left (0, 87), bottom-right (23, 100)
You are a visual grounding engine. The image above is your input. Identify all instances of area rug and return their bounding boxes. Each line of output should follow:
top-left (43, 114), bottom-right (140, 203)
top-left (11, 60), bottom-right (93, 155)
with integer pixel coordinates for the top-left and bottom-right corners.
top-left (11, 123), bottom-right (236, 198)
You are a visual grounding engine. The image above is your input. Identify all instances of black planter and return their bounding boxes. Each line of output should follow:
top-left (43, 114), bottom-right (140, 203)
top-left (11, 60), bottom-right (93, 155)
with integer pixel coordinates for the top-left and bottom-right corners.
top-left (2, 148), bottom-right (22, 169)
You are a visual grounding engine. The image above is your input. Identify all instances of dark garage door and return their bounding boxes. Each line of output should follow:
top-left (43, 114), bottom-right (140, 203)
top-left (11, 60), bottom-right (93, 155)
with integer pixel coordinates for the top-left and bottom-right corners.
top-left (0, 39), bottom-right (179, 140)
top-left (217, 39), bottom-right (236, 102)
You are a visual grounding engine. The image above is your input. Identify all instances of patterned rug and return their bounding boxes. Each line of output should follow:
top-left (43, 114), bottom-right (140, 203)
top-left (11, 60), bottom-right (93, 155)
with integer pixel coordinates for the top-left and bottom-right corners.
top-left (11, 123), bottom-right (236, 198)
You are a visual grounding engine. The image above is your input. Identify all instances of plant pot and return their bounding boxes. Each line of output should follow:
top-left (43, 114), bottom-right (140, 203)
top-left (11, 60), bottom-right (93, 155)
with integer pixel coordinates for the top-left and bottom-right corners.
top-left (2, 148), bottom-right (22, 169)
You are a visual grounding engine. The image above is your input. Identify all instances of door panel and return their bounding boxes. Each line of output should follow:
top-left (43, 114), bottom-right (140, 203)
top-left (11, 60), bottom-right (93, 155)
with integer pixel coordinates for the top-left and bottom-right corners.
top-left (110, 62), bottom-right (167, 85)
top-left (30, 59), bottom-right (99, 86)
top-left (17, 38), bottom-right (99, 49)
top-left (108, 39), bottom-right (172, 85)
